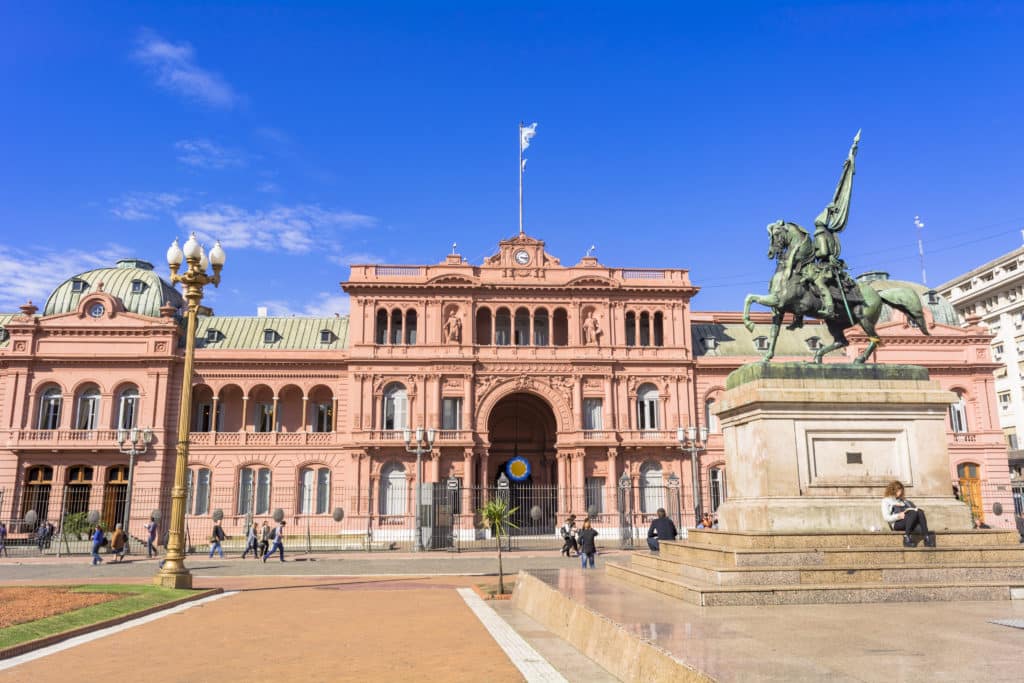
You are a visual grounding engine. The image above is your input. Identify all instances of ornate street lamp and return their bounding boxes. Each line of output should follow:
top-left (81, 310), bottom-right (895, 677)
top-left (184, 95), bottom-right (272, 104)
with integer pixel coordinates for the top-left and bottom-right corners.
top-left (117, 426), bottom-right (153, 553)
top-left (155, 233), bottom-right (225, 588)
top-left (677, 426), bottom-right (708, 526)
top-left (403, 426), bottom-right (436, 552)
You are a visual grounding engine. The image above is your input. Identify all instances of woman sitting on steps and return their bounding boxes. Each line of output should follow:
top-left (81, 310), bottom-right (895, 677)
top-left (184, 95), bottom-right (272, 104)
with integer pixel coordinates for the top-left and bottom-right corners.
top-left (881, 480), bottom-right (936, 548)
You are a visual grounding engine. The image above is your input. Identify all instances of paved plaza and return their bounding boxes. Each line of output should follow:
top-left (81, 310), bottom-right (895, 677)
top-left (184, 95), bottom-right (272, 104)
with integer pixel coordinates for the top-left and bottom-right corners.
top-left (3, 551), bottom-right (1023, 682)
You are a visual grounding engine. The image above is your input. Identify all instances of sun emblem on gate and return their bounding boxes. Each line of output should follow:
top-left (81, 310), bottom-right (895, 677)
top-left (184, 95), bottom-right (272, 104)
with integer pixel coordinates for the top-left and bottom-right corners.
top-left (506, 456), bottom-right (531, 482)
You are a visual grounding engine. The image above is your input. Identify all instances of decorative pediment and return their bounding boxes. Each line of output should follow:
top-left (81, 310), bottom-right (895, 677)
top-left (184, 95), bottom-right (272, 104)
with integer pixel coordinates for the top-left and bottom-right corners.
top-left (425, 274), bottom-right (477, 286)
top-left (566, 275), bottom-right (617, 288)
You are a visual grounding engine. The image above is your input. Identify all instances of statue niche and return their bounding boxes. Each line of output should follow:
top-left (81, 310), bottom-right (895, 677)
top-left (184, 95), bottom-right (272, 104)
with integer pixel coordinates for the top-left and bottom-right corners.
top-left (443, 307), bottom-right (462, 344)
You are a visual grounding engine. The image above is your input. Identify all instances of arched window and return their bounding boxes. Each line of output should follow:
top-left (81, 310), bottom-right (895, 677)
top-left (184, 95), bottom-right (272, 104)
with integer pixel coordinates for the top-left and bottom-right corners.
top-left (65, 465), bottom-right (94, 515)
top-left (653, 312), bottom-right (664, 346)
top-left (495, 308), bottom-right (511, 346)
top-left (300, 466), bottom-right (331, 514)
top-left (38, 387), bottom-right (63, 430)
top-left (375, 309), bottom-right (388, 345)
top-left (405, 309), bottom-right (418, 345)
top-left (238, 466), bottom-right (272, 515)
top-left (957, 462), bottom-right (983, 523)
top-left (390, 309), bottom-right (403, 345)
top-left (22, 465), bottom-right (53, 523)
top-left (75, 386), bottom-right (101, 430)
top-left (533, 308), bottom-right (549, 346)
top-left (514, 307), bottom-right (530, 346)
top-left (949, 390), bottom-right (967, 433)
top-left (625, 311), bottom-right (636, 346)
top-left (382, 383), bottom-right (408, 431)
top-left (637, 383), bottom-right (660, 430)
top-left (639, 312), bottom-right (651, 346)
top-left (705, 398), bottom-right (719, 433)
top-left (639, 462), bottom-right (664, 513)
top-left (475, 307), bottom-right (492, 345)
top-left (552, 308), bottom-right (569, 346)
top-left (379, 462), bottom-right (407, 515)
top-left (116, 386), bottom-right (139, 430)
top-left (186, 467), bottom-right (211, 516)
top-left (709, 466), bottom-right (727, 512)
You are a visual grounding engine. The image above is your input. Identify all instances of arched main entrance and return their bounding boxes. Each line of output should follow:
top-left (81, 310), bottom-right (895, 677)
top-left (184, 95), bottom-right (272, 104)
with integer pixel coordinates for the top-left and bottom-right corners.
top-left (486, 393), bottom-right (558, 534)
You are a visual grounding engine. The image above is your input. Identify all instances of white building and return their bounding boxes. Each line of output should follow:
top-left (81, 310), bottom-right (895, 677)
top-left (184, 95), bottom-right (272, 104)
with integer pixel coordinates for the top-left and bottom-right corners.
top-left (937, 244), bottom-right (1024, 481)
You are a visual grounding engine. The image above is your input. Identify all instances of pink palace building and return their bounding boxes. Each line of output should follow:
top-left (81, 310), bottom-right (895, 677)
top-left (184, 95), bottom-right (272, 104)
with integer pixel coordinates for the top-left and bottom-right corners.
top-left (0, 232), bottom-right (1016, 549)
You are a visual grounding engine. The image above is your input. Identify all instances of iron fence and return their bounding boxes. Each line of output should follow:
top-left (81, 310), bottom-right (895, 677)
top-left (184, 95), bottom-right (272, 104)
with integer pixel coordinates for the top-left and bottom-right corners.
top-left (0, 482), bottom-right (695, 556)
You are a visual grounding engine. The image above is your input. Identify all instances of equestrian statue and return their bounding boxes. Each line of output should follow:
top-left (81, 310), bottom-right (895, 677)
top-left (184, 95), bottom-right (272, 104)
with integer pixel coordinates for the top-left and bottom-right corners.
top-left (742, 131), bottom-right (929, 364)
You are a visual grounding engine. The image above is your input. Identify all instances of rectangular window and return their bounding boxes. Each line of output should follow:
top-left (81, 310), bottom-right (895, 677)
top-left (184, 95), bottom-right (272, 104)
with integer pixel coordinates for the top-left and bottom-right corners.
top-left (709, 467), bottom-right (727, 512)
top-left (237, 469), bottom-right (254, 515)
top-left (316, 468), bottom-right (330, 514)
top-left (638, 400), bottom-right (659, 430)
top-left (999, 392), bottom-right (1011, 411)
top-left (194, 468), bottom-right (210, 515)
top-left (299, 468), bottom-right (315, 514)
top-left (585, 477), bottom-right (605, 514)
top-left (313, 403), bottom-right (333, 432)
top-left (255, 403), bottom-right (275, 432)
top-left (118, 395), bottom-right (138, 430)
top-left (256, 468), bottom-right (272, 515)
top-left (442, 398), bottom-right (462, 430)
top-left (1007, 433), bottom-right (1019, 450)
top-left (77, 396), bottom-right (99, 430)
top-left (582, 398), bottom-right (603, 430)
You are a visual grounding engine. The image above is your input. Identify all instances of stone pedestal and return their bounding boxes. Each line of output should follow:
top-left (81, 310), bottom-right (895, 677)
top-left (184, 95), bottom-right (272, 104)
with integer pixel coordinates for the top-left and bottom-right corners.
top-left (714, 363), bottom-right (973, 532)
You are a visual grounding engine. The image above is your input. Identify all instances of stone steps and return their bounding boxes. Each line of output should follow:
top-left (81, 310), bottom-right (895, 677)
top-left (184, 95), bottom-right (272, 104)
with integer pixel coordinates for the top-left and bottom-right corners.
top-left (607, 560), bottom-right (1023, 606)
top-left (661, 538), bottom-right (1024, 568)
top-left (684, 528), bottom-right (1018, 550)
top-left (631, 552), bottom-right (1024, 586)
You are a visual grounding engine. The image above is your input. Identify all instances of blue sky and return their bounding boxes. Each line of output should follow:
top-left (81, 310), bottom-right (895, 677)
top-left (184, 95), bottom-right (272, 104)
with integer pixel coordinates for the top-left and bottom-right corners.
top-left (2, 2), bottom-right (1023, 316)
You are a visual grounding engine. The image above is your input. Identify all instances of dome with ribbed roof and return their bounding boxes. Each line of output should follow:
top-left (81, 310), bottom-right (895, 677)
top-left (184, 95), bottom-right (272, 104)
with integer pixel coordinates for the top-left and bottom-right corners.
top-left (856, 271), bottom-right (960, 326)
top-left (44, 258), bottom-right (183, 317)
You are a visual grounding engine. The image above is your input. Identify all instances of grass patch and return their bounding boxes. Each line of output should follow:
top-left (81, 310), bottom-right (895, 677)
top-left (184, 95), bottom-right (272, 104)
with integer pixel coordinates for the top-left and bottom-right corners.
top-left (0, 584), bottom-right (199, 650)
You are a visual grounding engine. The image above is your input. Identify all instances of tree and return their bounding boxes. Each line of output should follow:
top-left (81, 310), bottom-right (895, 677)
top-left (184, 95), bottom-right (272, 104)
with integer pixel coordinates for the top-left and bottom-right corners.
top-left (478, 498), bottom-right (518, 594)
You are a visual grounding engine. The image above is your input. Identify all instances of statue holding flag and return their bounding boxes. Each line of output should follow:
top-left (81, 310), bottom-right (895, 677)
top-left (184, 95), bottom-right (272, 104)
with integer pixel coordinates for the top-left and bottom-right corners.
top-left (742, 131), bottom-right (932, 363)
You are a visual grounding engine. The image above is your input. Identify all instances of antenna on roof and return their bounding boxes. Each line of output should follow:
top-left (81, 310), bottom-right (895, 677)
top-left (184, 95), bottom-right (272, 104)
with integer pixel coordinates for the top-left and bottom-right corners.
top-left (914, 216), bottom-right (927, 285)
top-left (451, 242), bottom-right (458, 255)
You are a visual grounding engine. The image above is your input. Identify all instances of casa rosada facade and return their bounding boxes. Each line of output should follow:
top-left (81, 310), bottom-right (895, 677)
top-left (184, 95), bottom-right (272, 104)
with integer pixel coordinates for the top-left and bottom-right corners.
top-left (0, 233), bottom-right (1016, 541)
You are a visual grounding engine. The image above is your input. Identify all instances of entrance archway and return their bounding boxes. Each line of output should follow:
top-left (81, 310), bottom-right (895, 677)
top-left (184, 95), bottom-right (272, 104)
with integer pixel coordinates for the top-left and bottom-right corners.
top-left (486, 393), bottom-right (558, 534)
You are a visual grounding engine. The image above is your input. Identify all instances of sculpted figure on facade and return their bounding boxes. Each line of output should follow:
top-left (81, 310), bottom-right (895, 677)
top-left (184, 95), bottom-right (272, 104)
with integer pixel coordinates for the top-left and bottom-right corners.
top-left (582, 313), bottom-right (602, 346)
top-left (443, 310), bottom-right (462, 343)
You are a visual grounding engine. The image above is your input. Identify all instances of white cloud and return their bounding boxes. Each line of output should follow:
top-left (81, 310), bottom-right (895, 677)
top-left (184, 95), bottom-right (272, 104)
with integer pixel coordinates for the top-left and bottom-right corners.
top-left (133, 31), bottom-right (239, 108)
top-left (110, 192), bottom-right (184, 221)
top-left (175, 139), bottom-right (245, 169)
top-left (177, 204), bottom-right (376, 254)
top-left (326, 250), bottom-right (384, 266)
top-left (260, 292), bottom-right (350, 318)
top-left (0, 244), bottom-right (129, 311)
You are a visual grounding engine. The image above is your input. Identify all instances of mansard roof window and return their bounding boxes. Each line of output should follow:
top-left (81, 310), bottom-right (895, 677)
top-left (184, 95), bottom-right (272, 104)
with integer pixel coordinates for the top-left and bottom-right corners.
top-left (263, 329), bottom-right (280, 344)
top-left (320, 329), bottom-right (335, 344)
top-left (71, 279), bottom-right (87, 293)
top-left (754, 336), bottom-right (770, 351)
top-left (130, 279), bottom-right (147, 294)
top-left (206, 329), bottom-right (222, 343)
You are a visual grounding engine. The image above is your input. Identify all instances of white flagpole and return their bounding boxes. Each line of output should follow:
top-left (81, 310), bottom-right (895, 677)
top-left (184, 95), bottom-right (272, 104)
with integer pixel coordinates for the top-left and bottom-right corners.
top-left (518, 121), bottom-right (524, 235)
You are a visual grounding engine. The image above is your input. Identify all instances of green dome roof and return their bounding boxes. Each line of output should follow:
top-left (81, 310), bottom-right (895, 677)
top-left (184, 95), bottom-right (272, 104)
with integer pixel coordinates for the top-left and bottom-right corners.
top-left (856, 271), bottom-right (960, 326)
top-left (44, 258), bottom-right (183, 317)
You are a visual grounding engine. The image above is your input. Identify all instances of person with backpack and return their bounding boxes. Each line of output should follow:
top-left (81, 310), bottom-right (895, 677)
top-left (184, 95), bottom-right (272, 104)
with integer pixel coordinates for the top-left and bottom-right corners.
top-left (263, 520), bottom-right (286, 562)
top-left (90, 524), bottom-right (105, 565)
top-left (559, 515), bottom-right (578, 557)
top-left (208, 520), bottom-right (226, 558)
top-left (241, 522), bottom-right (260, 559)
top-left (111, 523), bottom-right (127, 562)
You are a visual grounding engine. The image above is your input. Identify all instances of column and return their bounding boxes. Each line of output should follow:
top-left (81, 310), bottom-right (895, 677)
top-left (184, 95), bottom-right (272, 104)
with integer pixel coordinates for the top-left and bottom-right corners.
top-left (271, 395), bottom-right (279, 432)
top-left (573, 450), bottom-right (587, 513)
top-left (429, 449), bottom-right (441, 483)
top-left (462, 449), bottom-right (474, 517)
top-left (633, 314), bottom-right (639, 348)
top-left (242, 396), bottom-right (250, 431)
top-left (211, 396), bottom-right (220, 432)
top-left (573, 377), bottom-right (583, 431)
top-left (461, 381), bottom-right (472, 435)
top-left (432, 375), bottom-right (442, 429)
top-left (479, 449), bottom-right (490, 502)
top-left (301, 396), bottom-right (308, 432)
top-left (605, 447), bottom-right (618, 517)
top-left (604, 377), bottom-right (613, 432)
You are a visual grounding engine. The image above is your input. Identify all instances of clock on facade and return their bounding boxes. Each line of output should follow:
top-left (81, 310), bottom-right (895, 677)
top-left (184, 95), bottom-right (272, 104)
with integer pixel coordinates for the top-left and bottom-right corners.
top-left (514, 249), bottom-right (530, 265)
top-left (88, 303), bottom-right (105, 318)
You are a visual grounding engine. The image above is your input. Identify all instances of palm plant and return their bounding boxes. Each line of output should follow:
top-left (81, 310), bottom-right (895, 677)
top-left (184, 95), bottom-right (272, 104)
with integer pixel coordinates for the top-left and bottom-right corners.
top-left (478, 498), bottom-right (518, 594)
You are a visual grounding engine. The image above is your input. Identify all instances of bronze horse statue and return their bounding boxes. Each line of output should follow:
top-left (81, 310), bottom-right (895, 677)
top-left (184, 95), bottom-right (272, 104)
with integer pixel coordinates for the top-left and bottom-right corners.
top-left (742, 221), bottom-right (929, 363)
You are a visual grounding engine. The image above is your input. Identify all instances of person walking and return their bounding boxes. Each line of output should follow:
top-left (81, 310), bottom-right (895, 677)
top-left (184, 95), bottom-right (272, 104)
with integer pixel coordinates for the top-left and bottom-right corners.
top-left (646, 508), bottom-right (678, 552)
top-left (208, 520), bottom-right (226, 559)
top-left (577, 519), bottom-right (599, 569)
top-left (0, 521), bottom-right (8, 557)
top-left (259, 520), bottom-right (271, 558)
top-left (90, 524), bottom-right (105, 565)
top-left (110, 523), bottom-right (127, 562)
top-left (145, 517), bottom-right (159, 558)
top-left (241, 522), bottom-right (260, 559)
top-left (263, 520), bottom-right (286, 562)
top-left (559, 515), bottom-right (579, 557)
